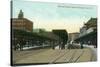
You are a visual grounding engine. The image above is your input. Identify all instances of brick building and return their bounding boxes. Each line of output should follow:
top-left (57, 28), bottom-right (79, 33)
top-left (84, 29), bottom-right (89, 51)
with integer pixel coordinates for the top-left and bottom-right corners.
top-left (11, 10), bottom-right (33, 32)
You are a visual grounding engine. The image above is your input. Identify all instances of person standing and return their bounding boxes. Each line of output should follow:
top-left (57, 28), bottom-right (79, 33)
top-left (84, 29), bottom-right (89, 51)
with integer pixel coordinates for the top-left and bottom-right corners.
top-left (80, 42), bottom-right (83, 49)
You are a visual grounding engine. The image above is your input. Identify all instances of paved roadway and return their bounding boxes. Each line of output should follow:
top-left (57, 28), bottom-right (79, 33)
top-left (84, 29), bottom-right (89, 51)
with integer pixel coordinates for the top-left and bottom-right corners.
top-left (83, 44), bottom-right (97, 61)
top-left (12, 44), bottom-right (97, 65)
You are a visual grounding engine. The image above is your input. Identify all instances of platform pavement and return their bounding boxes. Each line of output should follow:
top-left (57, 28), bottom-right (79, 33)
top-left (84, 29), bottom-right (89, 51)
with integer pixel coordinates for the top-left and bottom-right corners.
top-left (13, 47), bottom-right (97, 65)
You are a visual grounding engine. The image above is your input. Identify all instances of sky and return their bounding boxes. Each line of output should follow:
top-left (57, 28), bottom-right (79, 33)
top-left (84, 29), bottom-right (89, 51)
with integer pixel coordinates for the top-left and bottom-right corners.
top-left (12, 0), bottom-right (97, 33)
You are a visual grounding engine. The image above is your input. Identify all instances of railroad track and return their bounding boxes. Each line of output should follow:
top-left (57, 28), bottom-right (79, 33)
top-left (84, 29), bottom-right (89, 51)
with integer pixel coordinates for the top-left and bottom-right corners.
top-left (74, 51), bottom-right (84, 62)
top-left (67, 50), bottom-right (77, 63)
top-left (14, 44), bottom-right (88, 64)
top-left (66, 45), bottom-right (84, 63)
top-left (50, 44), bottom-right (84, 63)
top-left (49, 49), bottom-right (70, 63)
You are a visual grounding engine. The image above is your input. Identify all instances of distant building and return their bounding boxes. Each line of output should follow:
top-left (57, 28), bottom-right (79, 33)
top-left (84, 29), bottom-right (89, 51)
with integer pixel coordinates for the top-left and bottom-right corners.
top-left (79, 18), bottom-right (97, 37)
top-left (11, 10), bottom-right (33, 32)
top-left (79, 24), bottom-right (87, 37)
top-left (85, 18), bottom-right (97, 29)
top-left (68, 32), bottom-right (80, 42)
top-left (52, 29), bottom-right (68, 43)
top-left (75, 18), bottom-right (97, 47)
top-left (52, 29), bottom-right (68, 49)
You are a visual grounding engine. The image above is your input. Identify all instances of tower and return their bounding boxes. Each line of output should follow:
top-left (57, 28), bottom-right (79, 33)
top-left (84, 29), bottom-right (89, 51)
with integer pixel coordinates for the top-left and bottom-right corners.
top-left (18, 10), bottom-right (24, 19)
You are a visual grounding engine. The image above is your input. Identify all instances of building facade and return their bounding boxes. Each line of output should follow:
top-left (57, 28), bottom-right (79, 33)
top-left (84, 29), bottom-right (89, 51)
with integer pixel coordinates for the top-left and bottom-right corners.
top-left (68, 32), bottom-right (79, 42)
top-left (75, 18), bottom-right (97, 47)
top-left (12, 10), bottom-right (33, 32)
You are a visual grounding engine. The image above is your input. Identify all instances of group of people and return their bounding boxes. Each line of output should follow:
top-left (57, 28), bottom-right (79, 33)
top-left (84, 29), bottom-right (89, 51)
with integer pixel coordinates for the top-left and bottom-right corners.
top-left (51, 41), bottom-right (66, 50)
top-left (13, 39), bottom-right (67, 51)
top-left (14, 40), bottom-right (25, 51)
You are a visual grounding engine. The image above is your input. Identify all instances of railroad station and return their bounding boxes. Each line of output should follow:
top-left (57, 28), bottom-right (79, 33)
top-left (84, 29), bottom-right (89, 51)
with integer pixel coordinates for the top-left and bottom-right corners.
top-left (11, 10), bottom-right (97, 66)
